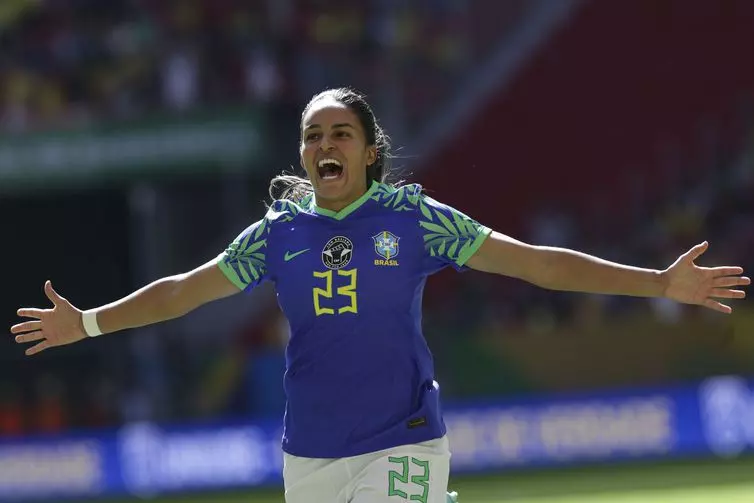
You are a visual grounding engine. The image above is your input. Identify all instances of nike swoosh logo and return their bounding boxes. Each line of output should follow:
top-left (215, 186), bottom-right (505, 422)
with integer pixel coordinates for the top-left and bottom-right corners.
top-left (284, 249), bottom-right (310, 262)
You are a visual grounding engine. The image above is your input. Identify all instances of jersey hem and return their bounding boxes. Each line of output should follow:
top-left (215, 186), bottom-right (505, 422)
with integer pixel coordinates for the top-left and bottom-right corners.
top-left (281, 431), bottom-right (447, 459)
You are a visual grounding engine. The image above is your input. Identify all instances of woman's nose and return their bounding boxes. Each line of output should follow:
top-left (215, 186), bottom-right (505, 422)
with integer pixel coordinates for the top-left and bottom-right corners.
top-left (319, 137), bottom-right (334, 151)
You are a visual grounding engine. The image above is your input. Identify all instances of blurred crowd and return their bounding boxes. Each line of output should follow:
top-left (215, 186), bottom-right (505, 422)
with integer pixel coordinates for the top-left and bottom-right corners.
top-left (0, 0), bottom-right (512, 437)
top-left (469, 132), bottom-right (754, 333)
top-left (228, 119), bottom-right (754, 417)
top-left (423, 124), bottom-right (754, 398)
top-left (1, 0), bottom-right (753, 439)
top-left (0, 0), bottom-right (495, 136)
top-left (5, 119), bottom-right (750, 439)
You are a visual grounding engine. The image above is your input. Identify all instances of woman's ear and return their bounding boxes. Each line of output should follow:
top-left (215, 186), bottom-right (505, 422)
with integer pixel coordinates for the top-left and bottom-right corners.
top-left (366, 146), bottom-right (377, 166)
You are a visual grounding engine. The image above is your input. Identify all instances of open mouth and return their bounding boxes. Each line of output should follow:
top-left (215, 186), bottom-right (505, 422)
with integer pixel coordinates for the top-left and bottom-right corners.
top-left (317, 158), bottom-right (344, 181)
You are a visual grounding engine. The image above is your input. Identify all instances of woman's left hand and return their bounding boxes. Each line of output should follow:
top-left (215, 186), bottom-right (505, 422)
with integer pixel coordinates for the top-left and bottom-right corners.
top-left (663, 241), bottom-right (750, 314)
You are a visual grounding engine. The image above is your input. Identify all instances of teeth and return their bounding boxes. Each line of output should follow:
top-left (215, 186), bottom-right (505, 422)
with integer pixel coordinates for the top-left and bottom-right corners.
top-left (317, 158), bottom-right (342, 168)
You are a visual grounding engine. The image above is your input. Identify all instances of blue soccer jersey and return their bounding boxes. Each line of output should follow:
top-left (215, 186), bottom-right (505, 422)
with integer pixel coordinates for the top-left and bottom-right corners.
top-left (216, 181), bottom-right (491, 458)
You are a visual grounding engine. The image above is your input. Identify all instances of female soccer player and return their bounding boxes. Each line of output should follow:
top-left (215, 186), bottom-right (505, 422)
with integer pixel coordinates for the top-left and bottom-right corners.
top-left (11, 88), bottom-right (750, 503)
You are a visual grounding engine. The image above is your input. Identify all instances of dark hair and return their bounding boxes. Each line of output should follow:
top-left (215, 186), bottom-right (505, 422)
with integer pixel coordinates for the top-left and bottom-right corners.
top-left (269, 87), bottom-right (394, 202)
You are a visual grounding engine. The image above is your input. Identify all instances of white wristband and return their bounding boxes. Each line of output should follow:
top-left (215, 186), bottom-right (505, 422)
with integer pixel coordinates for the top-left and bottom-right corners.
top-left (82, 309), bottom-right (103, 337)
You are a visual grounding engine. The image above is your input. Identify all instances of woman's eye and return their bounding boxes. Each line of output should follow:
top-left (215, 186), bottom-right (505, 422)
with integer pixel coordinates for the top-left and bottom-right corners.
top-left (305, 133), bottom-right (321, 142)
top-left (336, 131), bottom-right (351, 138)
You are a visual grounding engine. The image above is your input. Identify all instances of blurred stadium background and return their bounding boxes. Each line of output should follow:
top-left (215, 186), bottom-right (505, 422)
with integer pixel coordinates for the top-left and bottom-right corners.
top-left (1, 0), bottom-right (754, 501)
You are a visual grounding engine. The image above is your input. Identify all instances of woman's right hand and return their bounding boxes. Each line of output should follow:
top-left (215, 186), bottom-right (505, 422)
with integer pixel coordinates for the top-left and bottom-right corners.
top-left (11, 281), bottom-right (88, 356)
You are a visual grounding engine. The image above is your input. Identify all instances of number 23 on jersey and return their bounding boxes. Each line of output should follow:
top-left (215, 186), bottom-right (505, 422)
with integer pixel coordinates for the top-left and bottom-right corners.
top-left (312, 269), bottom-right (358, 316)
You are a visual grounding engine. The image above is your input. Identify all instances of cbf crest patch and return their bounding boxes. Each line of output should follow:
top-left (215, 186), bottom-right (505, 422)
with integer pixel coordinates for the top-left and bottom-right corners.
top-left (372, 231), bottom-right (400, 266)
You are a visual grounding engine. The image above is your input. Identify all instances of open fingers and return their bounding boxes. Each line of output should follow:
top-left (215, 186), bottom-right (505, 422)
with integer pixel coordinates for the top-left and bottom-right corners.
top-left (708, 266), bottom-right (745, 277)
top-left (17, 308), bottom-right (48, 320)
top-left (709, 288), bottom-right (747, 299)
top-left (15, 331), bottom-right (45, 344)
top-left (685, 241), bottom-right (709, 261)
top-left (44, 281), bottom-right (66, 307)
top-left (704, 299), bottom-right (732, 314)
top-left (11, 320), bottom-right (42, 334)
top-left (25, 340), bottom-right (51, 356)
top-left (713, 276), bottom-right (750, 288)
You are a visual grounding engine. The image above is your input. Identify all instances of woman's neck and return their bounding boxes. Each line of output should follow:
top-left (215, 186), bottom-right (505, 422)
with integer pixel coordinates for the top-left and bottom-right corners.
top-left (314, 182), bottom-right (371, 213)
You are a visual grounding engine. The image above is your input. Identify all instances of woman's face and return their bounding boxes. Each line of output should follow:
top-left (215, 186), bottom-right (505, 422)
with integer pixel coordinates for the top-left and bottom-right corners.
top-left (300, 98), bottom-right (376, 211)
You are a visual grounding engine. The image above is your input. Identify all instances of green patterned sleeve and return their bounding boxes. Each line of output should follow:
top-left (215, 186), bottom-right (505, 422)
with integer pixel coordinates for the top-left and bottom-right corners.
top-left (216, 217), bottom-right (270, 291)
top-left (418, 194), bottom-right (492, 271)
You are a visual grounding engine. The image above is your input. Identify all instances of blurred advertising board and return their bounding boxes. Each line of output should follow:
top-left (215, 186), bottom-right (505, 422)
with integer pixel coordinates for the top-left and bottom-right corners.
top-left (0, 108), bottom-right (262, 193)
top-left (0, 376), bottom-right (752, 501)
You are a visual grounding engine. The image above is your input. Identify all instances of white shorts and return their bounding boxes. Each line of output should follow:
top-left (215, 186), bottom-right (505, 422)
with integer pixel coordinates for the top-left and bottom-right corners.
top-left (283, 436), bottom-right (451, 503)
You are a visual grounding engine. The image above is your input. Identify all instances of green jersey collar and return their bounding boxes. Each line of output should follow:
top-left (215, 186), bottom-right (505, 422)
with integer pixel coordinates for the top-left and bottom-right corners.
top-left (311, 181), bottom-right (380, 220)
